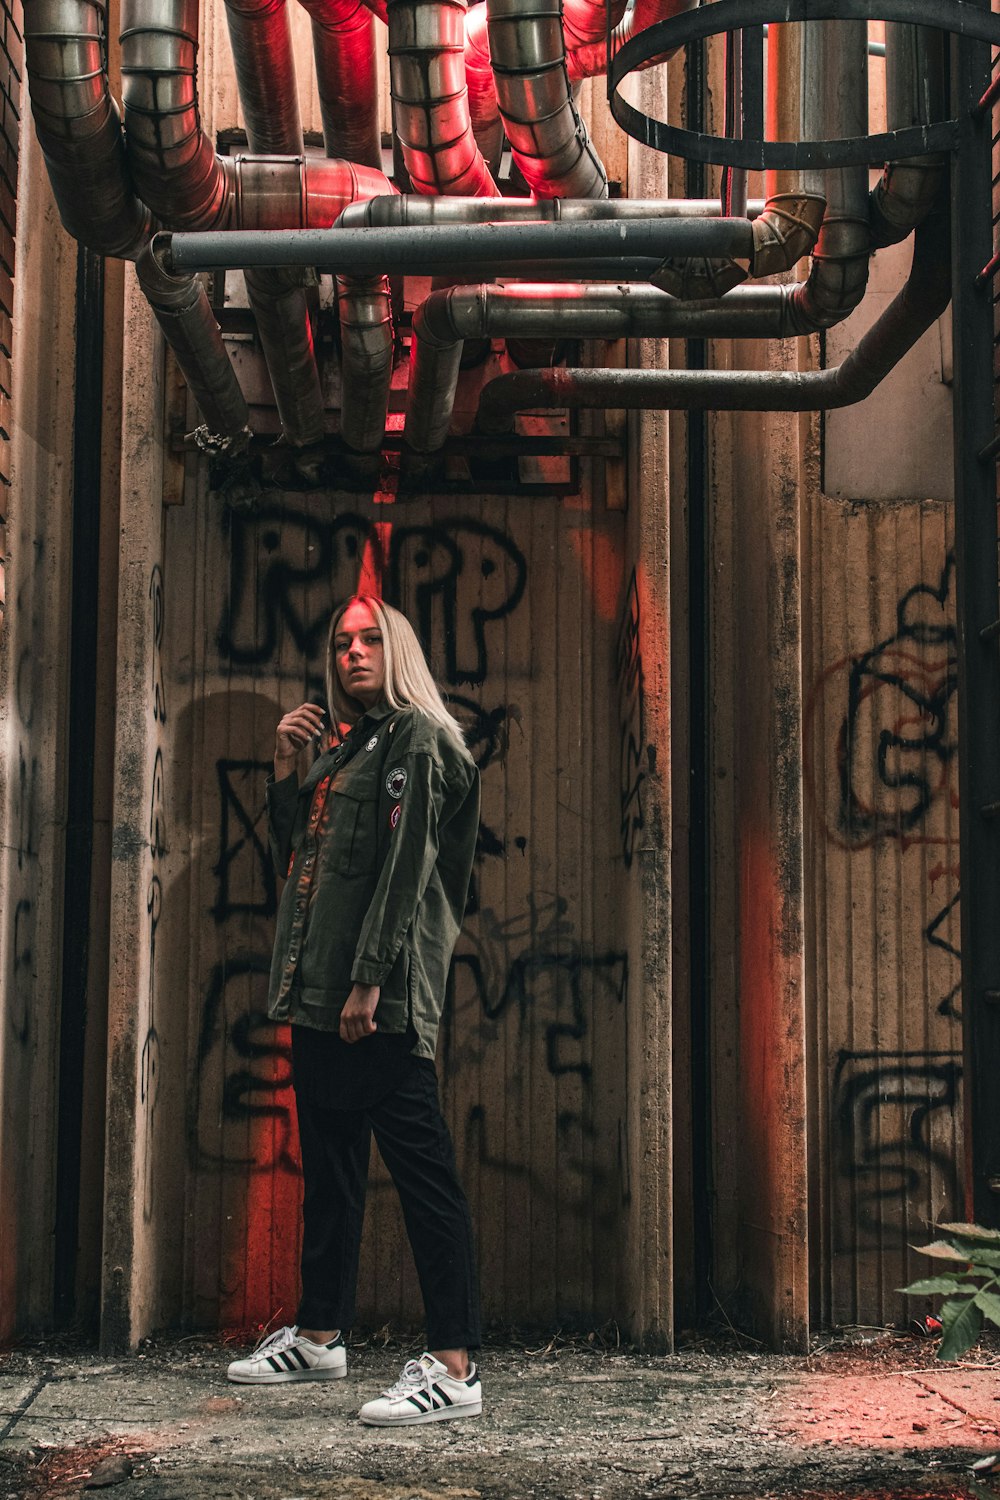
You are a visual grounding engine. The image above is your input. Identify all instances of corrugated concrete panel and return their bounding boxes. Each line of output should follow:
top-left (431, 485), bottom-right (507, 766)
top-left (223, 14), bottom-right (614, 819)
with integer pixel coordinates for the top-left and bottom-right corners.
top-left (803, 495), bottom-right (961, 1328)
top-left (162, 481), bottom-right (629, 1333)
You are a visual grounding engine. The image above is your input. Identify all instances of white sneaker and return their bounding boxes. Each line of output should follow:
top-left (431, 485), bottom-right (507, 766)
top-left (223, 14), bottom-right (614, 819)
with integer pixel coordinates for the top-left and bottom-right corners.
top-left (226, 1325), bottom-right (347, 1384)
top-left (359, 1353), bottom-right (482, 1426)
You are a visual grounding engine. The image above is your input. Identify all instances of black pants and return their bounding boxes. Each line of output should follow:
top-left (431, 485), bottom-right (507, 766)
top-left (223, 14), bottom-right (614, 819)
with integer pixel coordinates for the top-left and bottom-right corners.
top-left (294, 1059), bottom-right (481, 1350)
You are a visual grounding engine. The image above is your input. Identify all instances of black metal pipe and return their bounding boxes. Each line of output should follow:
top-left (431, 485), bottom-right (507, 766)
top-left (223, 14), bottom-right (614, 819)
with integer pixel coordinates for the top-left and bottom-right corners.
top-left (476, 206), bottom-right (950, 429)
top-left (164, 217), bottom-right (757, 273)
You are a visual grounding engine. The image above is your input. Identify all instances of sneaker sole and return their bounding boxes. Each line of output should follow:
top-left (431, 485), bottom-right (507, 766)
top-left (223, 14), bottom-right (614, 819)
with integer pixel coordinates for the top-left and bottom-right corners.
top-left (359, 1399), bottom-right (482, 1427)
top-left (227, 1366), bottom-right (347, 1385)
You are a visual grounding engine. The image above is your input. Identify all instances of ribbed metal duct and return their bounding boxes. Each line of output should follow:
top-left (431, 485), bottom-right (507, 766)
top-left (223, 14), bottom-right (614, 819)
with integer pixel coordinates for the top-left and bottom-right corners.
top-left (223, 0), bottom-right (304, 154)
top-left (485, 0), bottom-right (606, 199)
top-left (870, 23), bottom-right (947, 248)
top-left (297, 0), bottom-right (382, 168)
top-left (387, 0), bottom-right (496, 195)
top-left (24, 0), bottom-right (152, 259)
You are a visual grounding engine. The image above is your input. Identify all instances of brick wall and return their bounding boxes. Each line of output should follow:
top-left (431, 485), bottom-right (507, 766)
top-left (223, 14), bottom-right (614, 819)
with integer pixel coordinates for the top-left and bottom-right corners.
top-left (0, 0), bottom-right (19, 632)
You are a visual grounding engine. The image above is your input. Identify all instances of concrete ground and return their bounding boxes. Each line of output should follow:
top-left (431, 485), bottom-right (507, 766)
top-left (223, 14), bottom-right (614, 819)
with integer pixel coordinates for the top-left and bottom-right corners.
top-left (1, 1329), bottom-right (999, 1499)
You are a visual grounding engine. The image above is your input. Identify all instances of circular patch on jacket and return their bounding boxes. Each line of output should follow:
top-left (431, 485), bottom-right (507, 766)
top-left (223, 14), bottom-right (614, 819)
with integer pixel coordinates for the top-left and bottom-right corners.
top-left (390, 804), bottom-right (402, 831)
top-left (385, 767), bottom-right (407, 799)
top-left (366, 735), bottom-right (379, 752)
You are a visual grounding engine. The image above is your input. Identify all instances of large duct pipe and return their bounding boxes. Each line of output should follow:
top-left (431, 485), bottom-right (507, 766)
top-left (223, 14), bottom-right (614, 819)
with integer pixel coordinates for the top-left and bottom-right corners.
top-left (222, 0), bottom-right (304, 154)
top-left (168, 216), bottom-right (755, 271)
top-left (387, 0), bottom-right (497, 196)
top-left (337, 275), bottom-right (395, 450)
top-left (297, 0), bottom-right (383, 168)
top-left (119, 0), bottom-right (230, 228)
top-left (486, 0), bottom-right (607, 199)
top-left (404, 282), bottom-right (798, 451)
top-left (463, 3), bottom-right (504, 175)
top-left (567, 0), bottom-right (691, 84)
top-left (221, 0), bottom-right (327, 449)
top-left (870, 23), bottom-right (947, 247)
top-left (475, 204), bottom-right (950, 430)
top-left (24, 0), bottom-right (152, 258)
top-left (791, 18), bottom-right (870, 329)
top-left (136, 236), bottom-right (252, 450)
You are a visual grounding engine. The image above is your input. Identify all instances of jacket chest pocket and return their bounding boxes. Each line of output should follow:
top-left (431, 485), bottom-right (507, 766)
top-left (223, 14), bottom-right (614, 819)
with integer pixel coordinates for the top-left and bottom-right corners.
top-left (324, 784), bottom-right (379, 877)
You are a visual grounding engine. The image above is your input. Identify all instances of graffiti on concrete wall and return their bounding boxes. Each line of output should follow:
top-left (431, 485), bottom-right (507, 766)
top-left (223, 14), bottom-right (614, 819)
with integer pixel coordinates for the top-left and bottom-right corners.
top-left (832, 1049), bottom-right (961, 1246)
top-left (190, 501), bottom-right (627, 1233)
top-left (808, 553), bottom-right (962, 1237)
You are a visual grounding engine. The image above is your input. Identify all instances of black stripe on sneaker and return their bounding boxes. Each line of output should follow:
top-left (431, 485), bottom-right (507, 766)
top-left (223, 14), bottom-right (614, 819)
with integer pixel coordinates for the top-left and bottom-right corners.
top-left (279, 1351), bottom-right (300, 1371)
top-left (407, 1393), bottom-right (430, 1412)
top-left (290, 1347), bottom-right (311, 1369)
top-left (266, 1355), bottom-right (284, 1372)
top-left (432, 1383), bottom-right (453, 1406)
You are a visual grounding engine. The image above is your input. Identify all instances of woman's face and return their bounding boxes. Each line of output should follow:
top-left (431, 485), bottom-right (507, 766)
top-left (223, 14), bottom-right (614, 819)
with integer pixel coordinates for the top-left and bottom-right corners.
top-left (334, 600), bottom-right (386, 710)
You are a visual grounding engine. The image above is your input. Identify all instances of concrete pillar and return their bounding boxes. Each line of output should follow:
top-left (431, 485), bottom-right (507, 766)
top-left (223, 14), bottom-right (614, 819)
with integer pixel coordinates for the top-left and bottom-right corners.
top-left (0, 121), bottom-right (77, 1336)
top-left (620, 65), bottom-right (674, 1350)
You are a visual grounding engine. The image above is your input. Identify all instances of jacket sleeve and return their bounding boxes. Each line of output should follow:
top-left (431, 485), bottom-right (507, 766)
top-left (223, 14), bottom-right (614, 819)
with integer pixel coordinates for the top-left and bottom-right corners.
top-left (350, 748), bottom-right (445, 986)
top-left (266, 771), bottom-right (299, 877)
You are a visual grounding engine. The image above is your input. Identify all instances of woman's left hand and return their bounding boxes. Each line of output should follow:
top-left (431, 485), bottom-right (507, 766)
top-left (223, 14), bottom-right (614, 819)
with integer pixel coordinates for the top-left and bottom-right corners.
top-left (340, 983), bottom-right (380, 1043)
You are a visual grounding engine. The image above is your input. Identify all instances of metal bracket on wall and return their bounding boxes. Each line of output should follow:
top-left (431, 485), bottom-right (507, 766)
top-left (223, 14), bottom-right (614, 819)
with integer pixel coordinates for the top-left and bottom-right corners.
top-left (608, 0), bottom-right (1000, 170)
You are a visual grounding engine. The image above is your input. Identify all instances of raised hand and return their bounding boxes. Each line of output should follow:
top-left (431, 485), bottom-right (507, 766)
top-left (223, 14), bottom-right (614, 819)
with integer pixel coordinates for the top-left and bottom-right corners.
top-left (274, 702), bottom-right (327, 778)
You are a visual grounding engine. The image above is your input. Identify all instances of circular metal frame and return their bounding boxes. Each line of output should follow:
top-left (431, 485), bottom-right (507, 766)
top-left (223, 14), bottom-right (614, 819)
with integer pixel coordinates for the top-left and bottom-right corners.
top-left (609, 0), bottom-right (1000, 169)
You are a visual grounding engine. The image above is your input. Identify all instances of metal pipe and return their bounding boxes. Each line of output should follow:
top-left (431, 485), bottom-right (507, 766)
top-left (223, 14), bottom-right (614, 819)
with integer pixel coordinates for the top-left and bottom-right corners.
top-left (475, 205), bottom-right (950, 431)
top-left (486, 0), bottom-right (607, 199)
top-left (135, 235), bottom-right (252, 451)
top-left (387, 0), bottom-right (497, 196)
top-left (223, 0), bottom-right (304, 154)
top-left (120, 0), bottom-right (231, 229)
top-left (337, 194), bottom-right (770, 227)
top-left (567, 0), bottom-right (692, 84)
top-left (166, 217), bottom-right (756, 271)
top-left (337, 276), bottom-right (395, 450)
top-left (297, 0), bottom-right (382, 167)
top-left (24, 0), bottom-right (152, 258)
top-left (244, 266), bottom-right (326, 446)
top-left (464, 2), bottom-right (504, 174)
top-left (870, 23), bottom-right (947, 248)
top-left (405, 282), bottom-right (797, 451)
top-left (791, 17), bottom-right (870, 330)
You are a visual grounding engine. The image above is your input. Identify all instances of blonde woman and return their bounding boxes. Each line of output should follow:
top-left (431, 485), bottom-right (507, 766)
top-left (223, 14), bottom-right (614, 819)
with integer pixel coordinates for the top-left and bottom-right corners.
top-left (227, 595), bottom-right (483, 1425)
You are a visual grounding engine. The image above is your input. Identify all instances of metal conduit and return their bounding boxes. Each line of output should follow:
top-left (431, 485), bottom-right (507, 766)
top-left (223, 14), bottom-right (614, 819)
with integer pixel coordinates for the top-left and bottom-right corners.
top-left (223, 0), bottom-right (303, 155)
top-left (338, 195), bottom-right (770, 227)
top-left (136, 236), bottom-right (252, 450)
top-left (870, 23), bottom-right (947, 247)
top-left (221, 0), bottom-right (328, 449)
top-left (119, 0), bottom-right (231, 229)
top-left (337, 275), bottom-right (395, 450)
top-left (404, 282), bottom-right (798, 451)
top-left (475, 204), bottom-right (951, 431)
top-left (166, 216), bottom-right (756, 271)
top-left (486, 0), bottom-right (607, 199)
top-left (387, 0), bottom-right (497, 196)
top-left (297, 0), bottom-right (382, 168)
top-left (24, 0), bottom-right (152, 258)
top-left (567, 0), bottom-right (692, 85)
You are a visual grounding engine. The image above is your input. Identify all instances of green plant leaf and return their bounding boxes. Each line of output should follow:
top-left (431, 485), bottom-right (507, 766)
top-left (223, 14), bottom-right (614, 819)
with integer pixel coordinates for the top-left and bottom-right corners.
top-left (938, 1297), bottom-right (984, 1361)
top-left (957, 1247), bottom-right (1000, 1269)
top-left (900, 1276), bottom-right (971, 1296)
top-left (975, 1289), bottom-right (1000, 1328)
top-left (916, 1240), bottom-right (974, 1262)
top-left (938, 1223), bottom-right (1000, 1246)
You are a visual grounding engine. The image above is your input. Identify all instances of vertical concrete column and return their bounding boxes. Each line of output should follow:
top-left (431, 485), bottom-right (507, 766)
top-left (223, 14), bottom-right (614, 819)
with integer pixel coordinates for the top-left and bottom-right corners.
top-left (620, 66), bottom-right (673, 1350)
top-left (0, 122), bottom-right (77, 1336)
top-left (100, 269), bottom-right (169, 1350)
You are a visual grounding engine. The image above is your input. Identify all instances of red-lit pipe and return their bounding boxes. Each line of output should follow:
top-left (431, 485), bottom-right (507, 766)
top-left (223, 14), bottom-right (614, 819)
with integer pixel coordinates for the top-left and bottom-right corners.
top-left (297, 0), bottom-right (383, 168)
top-left (223, 0), bottom-right (304, 154)
top-left (567, 0), bottom-right (695, 84)
top-left (387, 0), bottom-right (497, 196)
top-left (486, 0), bottom-right (607, 199)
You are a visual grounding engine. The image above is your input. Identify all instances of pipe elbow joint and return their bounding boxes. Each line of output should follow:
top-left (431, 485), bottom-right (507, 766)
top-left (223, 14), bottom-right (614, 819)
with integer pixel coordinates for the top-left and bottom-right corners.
top-left (650, 257), bottom-right (748, 299)
top-left (136, 233), bottom-right (200, 311)
top-left (750, 193), bottom-right (826, 277)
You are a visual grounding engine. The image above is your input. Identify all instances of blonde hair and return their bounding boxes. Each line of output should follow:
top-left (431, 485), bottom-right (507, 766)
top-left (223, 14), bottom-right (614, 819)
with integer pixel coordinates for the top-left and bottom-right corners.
top-left (326, 594), bottom-right (470, 757)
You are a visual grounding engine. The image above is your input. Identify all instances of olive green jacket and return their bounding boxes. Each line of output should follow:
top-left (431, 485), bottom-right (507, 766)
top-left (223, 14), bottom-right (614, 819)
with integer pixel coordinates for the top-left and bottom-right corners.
top-left (266, 701), bottom-right (480, 1058)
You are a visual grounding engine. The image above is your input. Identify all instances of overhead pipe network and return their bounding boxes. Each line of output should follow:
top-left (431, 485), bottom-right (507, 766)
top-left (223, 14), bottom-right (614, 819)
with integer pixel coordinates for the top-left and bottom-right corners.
top-left (22, 0), bottom-right (994, 459)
